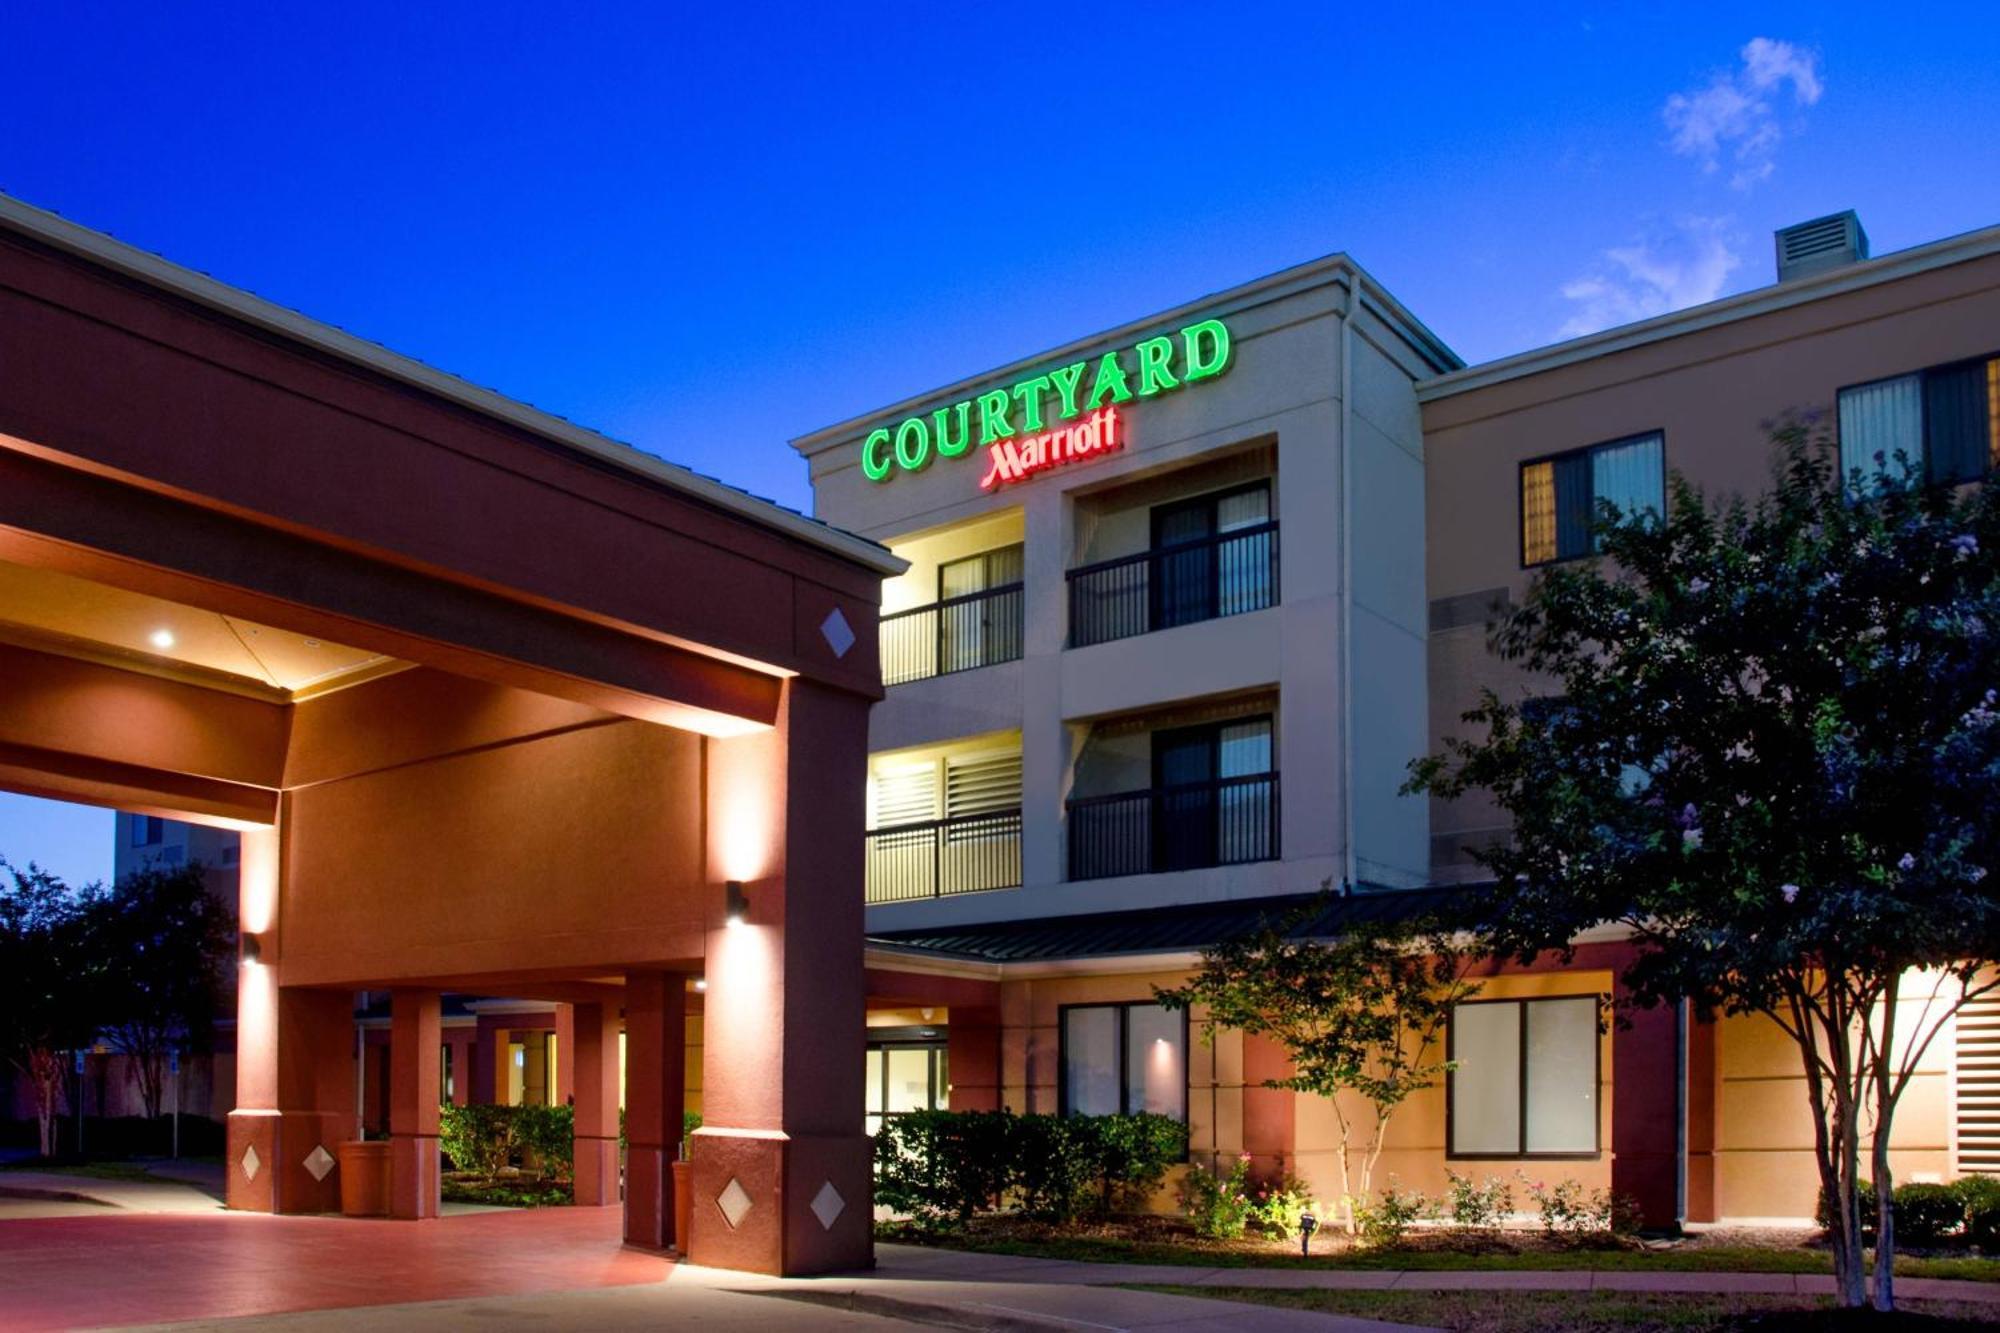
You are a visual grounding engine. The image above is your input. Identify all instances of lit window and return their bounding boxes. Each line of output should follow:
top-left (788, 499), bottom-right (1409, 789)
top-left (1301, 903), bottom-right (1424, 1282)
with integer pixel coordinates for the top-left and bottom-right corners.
top-left (1448, 996), bottom-right (1599, 1157)
top-left (1519, 433), bottom-right (1664, 566)
top-left (1061, 1002), bottom-right (1186, 1122)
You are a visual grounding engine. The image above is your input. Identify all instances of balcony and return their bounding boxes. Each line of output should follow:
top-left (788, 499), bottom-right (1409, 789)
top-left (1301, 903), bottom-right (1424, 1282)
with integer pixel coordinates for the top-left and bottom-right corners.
top-left (1067, 521), bottom-right (1278, 648)
top-left (1066, 772), bottom-right (1279, 882)
top-left (865, 809), bottom-right (1023, 905)
top-left (880, 582), bottom-right (1024, 686)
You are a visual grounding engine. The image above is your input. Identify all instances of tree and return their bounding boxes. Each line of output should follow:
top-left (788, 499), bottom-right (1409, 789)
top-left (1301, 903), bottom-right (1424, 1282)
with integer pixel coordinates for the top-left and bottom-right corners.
top-left (0, 861), bottom-right (103, 1157)
top-left (1407, 423), bottom-right (2000, 1310)
top-left (93, 864), bottom-right (233, 1123)
top-left (1155, 887), bottom-right (1477, 1232)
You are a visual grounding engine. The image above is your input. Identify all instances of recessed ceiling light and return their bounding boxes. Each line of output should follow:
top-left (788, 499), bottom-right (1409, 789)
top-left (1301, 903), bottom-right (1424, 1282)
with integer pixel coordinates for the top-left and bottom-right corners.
top-left (303, 638), bottom-right (321, 649)
top-left (149, 629), bottom-right (175, 650)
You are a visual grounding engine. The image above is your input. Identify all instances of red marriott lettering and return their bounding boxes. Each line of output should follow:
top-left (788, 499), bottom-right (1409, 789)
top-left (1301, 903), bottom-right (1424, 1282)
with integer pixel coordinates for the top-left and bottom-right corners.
top-left (978, 407), bottom-right (1123, 491)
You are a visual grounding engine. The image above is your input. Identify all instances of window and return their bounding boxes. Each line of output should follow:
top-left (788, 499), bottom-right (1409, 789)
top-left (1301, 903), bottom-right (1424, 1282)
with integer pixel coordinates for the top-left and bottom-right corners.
top-left (1151, 483), bottom-right (1274, 628)
top-left (1839, 356), bottom-right (2000, 491)
top-left (1520, 433), bottom-right (1664, 566)
top-left (937, 544), bottom-right (1025, 674)
top-left (440, 1043), bottom-right (454, 1103)
top-left (1153, 715), bottom-right (1276, 870)
top-left (129, 815), bottom-right (164, 847)
top-left (1448, 996), bottom-right (1599, 1157)
top-left (865, 1042), bottom-right (947, 1137)
top-left (1060, 1002), bottom-right (1187, 1122)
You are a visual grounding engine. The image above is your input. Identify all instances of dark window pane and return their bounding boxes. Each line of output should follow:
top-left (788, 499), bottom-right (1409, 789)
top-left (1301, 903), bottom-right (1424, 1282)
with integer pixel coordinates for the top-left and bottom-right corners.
top-left (1926, 362), bottom-right (1992, 486)
top-left (1553, 454), bottom-right (1593, 559)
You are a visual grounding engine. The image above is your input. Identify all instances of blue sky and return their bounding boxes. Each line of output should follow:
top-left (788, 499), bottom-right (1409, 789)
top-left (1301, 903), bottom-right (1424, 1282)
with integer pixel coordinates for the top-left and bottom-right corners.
top-left (3, 4), bottom-right (1999, 884)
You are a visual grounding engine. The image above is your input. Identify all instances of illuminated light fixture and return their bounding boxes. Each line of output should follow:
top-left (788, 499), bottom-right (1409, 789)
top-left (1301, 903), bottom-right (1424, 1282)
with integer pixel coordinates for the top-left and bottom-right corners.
top-left (240, 933), bottom-right (262, 966)
top-left (149, 628), bottom-right (176, 650)
top-left (694, 978), bottom-right (708, 992)
top-left (724, 880), bottom-right (748, 929)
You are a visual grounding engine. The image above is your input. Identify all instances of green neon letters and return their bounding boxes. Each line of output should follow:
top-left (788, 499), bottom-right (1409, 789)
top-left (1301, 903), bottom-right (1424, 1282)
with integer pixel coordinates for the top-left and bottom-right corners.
top-left (862, 316), bottom-right (1234, 483)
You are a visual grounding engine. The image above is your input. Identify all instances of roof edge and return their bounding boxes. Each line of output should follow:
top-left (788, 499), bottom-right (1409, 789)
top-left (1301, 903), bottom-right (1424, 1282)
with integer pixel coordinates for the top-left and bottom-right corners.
top-left (792, 251), bottom-right (1463, 456)
top-left (1419, 220), bottom-right (2000, 402)
top-left (0, 193), bottom-right (904, 577)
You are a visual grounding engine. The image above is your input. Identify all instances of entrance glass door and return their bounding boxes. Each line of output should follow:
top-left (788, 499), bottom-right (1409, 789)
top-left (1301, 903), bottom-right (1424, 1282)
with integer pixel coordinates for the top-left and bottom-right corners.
top-left (864, 1042), bottom-right (948, 1136)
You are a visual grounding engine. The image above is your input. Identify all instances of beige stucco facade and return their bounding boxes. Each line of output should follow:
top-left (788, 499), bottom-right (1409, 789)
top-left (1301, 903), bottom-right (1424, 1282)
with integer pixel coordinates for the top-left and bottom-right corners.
top-left (1420, 222), bottom-right (2000, 1221)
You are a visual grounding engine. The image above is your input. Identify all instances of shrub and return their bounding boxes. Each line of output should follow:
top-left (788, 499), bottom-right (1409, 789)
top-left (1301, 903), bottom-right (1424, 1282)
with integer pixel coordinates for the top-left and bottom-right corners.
top-left (439, 1103), bottom-right (516, 1175)
top-left (515, 1104), bottom-right (573, 1183)
top-left (1355, 1180), bottom-right (1431, 1247)
top-left (1245, 1173), bottom-right (1316, 1241)
top-left (1957, 1175), bottom-right (2000, 1250)
top-left (872, 1109), bottom-right (1192, 1229)
top-left (1181, 1155), bottom-right (1256, 1240)
top-left (1444, 1170), bottom-right (1513, 1229)
top-left (1094, 1111), bottom-right (1188, 1213)
top-left (874, 1109), bottom-right (1015, 1230)
top-left (1522, 1176), bottom-right (1639, 1236)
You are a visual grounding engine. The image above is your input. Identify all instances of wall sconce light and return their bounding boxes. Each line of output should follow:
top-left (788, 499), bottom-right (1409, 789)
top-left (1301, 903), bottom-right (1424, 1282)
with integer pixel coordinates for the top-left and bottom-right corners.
top-left (694, 978), bottom-right (708, 992)
top-left (240, 932), bottom-right (262, 966)
top-left (725, 880), bottom-right (748, 929)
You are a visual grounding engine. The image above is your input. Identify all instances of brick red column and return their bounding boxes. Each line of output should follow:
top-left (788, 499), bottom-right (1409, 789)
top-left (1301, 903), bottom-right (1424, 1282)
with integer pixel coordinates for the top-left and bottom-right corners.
top-left (623, 970), bottom-right (687, 1249)
top-left (947, 1005), bottom-right (1001, 1111)
top-left (693, 678), bottom-right (873, 1275)
top-left (388, 989), bottom-right (441, 1220)
top-left (1685, 1012), bottom-right (1718, 1224)
top-left (1611, 988), bottom-right (1682, 1230)
top-left (1241, 1033), bottom-right (1296, 1178)
top-left (571, 1000), bottom-right (623, 1207)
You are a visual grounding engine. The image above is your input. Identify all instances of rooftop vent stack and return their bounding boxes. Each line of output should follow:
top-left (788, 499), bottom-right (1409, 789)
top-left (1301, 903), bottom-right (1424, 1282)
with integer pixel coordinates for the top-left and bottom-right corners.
top-left (1775, 211), bottom-right (1870, 283)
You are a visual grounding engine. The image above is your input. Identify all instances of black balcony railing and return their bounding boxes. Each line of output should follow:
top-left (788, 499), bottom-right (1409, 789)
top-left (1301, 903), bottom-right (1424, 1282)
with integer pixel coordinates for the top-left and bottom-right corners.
top-left (880, 583), bottom-right (1025, 686)
top-left (1067, 522), bottom-right (1279, 648)
top-left (1066, 773), bottom-right (1279, 882)
top-left (865, 809), bottom-right (1023, 904)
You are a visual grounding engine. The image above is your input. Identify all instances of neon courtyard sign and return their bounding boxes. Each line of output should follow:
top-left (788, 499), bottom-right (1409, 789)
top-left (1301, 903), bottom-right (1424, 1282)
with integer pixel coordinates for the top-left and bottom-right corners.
top-left (861, 318), bottom-right (1233, 490)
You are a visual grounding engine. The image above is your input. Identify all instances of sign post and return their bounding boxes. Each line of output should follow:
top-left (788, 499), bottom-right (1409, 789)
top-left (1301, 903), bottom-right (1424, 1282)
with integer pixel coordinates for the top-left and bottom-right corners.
top-left (73, 1049), bottom-right (85, 1157)
top-left (170, 1049), bottom-right (181, 1159)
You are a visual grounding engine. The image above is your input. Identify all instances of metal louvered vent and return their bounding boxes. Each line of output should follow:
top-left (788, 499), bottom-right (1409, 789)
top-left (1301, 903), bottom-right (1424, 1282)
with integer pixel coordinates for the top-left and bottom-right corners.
top-left (946, 750), bottom-right (1023, 817)
top-left (1956, 986), bottom-right (2000, 1175)
top-left (1776, 211), bottom-right (1869, 283)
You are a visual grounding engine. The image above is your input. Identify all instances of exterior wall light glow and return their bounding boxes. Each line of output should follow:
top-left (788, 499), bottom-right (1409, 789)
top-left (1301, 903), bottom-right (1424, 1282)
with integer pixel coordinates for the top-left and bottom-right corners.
top-left (240, 932), bottom-right (262, 966)
top-left (694, 977), bottom-right (708, 992)
top-left (149, 628), bottom-right (176, 650)
top-left (725, 880), bottom-right (748, 928)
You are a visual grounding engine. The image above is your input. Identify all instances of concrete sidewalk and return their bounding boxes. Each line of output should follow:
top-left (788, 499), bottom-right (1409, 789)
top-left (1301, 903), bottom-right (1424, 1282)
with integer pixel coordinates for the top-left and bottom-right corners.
top-left (0, 1167), bottom-right (225, 1217)
top-left (860, 1241), bottom-right (2000, 1307)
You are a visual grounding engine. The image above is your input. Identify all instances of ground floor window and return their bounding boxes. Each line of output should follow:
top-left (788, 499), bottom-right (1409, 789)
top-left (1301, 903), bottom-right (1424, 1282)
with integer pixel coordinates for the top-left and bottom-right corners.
top-left (1060, 1002), bottom-right (1187, 1121)
top-left (1448, 995), bottom-right (1599, 1157)
top-left (865, 1041), bottom-right (946, 1136)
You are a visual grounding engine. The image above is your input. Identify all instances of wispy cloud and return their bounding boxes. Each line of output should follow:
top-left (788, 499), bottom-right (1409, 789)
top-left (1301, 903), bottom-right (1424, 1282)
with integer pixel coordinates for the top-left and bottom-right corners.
top-left (1663, 37), bottom-right (1822, 190)
top-left (1558, 216), bottom-right (1742, 339)
top-left (1553, 38), bottom-right (1822, 339)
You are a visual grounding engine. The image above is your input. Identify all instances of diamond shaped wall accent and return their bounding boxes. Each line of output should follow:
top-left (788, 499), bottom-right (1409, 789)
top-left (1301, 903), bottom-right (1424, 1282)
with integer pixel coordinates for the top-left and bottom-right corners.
top-left (810, 1180), bottom-right (846, 1231)
top-left (303, 1145), bottom-right (336, 1182)
top-left (241, 1143), bottom-right (261, 1181)
top-left (820, 607), bottom-right (856, 658)
top-left (716, 1177), bottom-right (754, 1229)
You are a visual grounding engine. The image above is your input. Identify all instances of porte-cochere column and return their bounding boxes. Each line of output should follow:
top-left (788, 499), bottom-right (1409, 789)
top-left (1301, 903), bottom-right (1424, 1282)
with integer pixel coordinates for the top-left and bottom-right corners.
top-left (691, 678), bottom-right (873, 1274)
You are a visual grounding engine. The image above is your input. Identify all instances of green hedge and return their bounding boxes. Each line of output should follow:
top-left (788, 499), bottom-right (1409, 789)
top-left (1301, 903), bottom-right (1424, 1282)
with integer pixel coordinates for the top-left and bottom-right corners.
top-left (1817, 1176), bottom-right (2000, 1249)
top-left (439, 1103), bottom-right (572, 1181)
top-left (873, 1109), bottom-right (1187, 1229)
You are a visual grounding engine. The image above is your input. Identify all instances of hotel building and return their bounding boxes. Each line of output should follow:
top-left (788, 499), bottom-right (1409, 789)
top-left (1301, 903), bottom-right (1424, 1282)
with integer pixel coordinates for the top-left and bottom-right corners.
top-left (802, 212), bottom-right (2000, 1227)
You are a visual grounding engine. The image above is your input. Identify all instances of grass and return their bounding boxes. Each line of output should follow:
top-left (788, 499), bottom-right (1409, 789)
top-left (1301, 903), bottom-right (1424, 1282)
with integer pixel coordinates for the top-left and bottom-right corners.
top-left (1130, 1286), bottom-right (1999, 1332)
top-left (880, 1226), bottom-right (2000, 1283)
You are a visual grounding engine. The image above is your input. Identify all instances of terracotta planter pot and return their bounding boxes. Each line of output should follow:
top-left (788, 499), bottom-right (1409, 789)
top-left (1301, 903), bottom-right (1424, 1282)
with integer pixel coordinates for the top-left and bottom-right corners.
top-left (337, 1140), bottom-right (392, 1217)
top-left (671, 1159), bottom-right (693, 1254)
